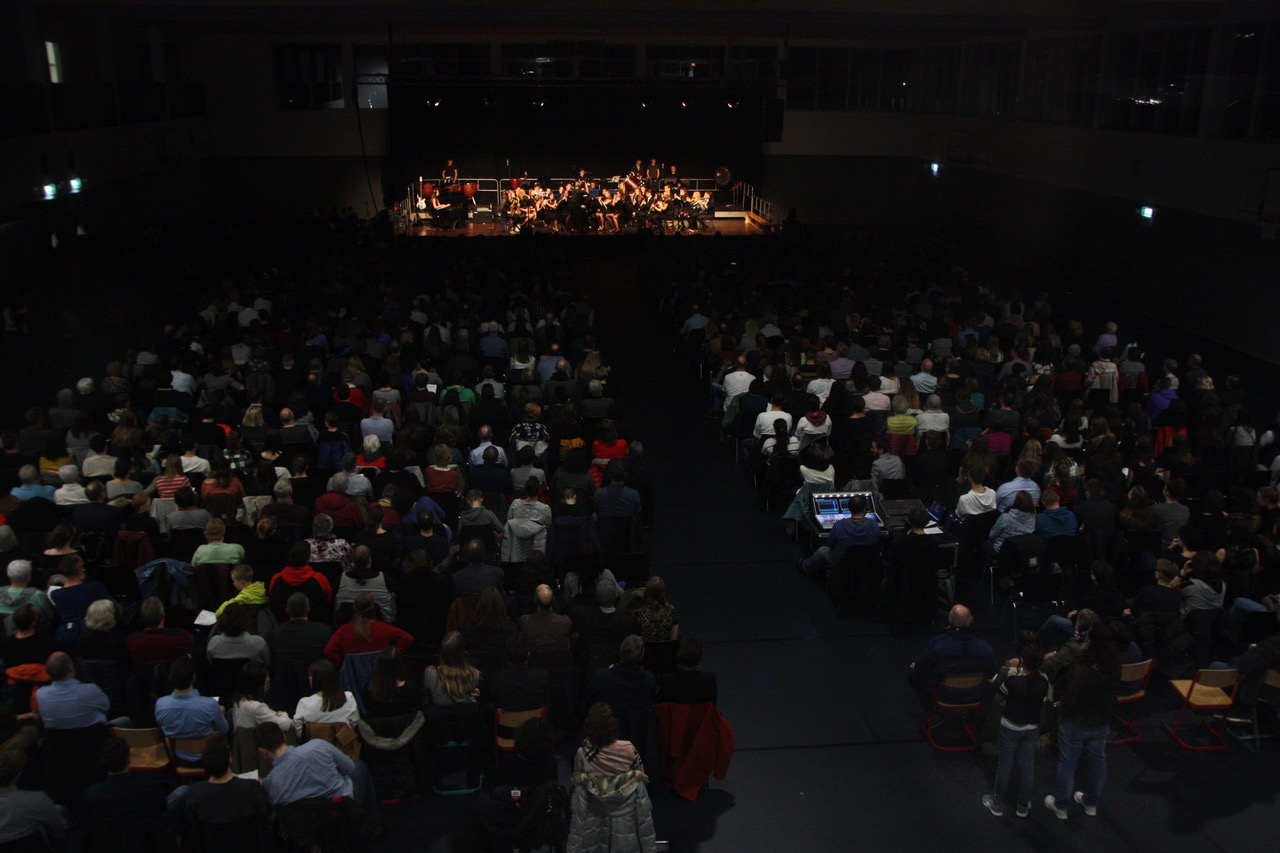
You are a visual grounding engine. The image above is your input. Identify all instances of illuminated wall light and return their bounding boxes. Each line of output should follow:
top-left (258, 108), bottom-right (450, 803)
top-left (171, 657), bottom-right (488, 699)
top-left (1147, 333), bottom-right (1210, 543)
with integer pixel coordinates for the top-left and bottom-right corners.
top-left (69, 177), bottom-right (82, 194)
top-left (930, 163), bottom-right (940, 176)
top-left (42, 183), bottom-right (57, 201)
top-left (1140, 206), bottom-right (1155, 219)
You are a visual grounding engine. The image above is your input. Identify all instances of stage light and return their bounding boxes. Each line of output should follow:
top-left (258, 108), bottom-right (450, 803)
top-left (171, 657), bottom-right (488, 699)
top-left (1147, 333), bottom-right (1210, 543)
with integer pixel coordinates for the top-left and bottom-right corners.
top-left (1140, 206), bottom-right (1155, 219)
top-left (930, 163), bottom-right (940, 176)
top-left (69, 177), bottom-right (82, 193)
top-left (680, 101), bottom-right (687, 108)
top-left (42, 183), bottom-right (56, 200)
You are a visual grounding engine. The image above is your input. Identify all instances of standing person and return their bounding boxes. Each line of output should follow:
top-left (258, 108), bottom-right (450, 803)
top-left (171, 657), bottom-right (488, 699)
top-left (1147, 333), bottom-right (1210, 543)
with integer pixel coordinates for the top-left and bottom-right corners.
top-left (983, 644), bottom-right (1050, 818)
top-left (566, 702), bottom-right (656, 853)
top-left (1044, 625), bottom-right (1120, 820)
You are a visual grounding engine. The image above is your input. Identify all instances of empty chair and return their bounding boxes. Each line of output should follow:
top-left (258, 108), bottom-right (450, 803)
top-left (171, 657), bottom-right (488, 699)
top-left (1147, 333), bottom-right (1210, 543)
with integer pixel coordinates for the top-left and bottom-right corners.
top-left (1110, 659), bottom-right (1155, 745)
top-left (1163, 667), bottom-right (1240, 751)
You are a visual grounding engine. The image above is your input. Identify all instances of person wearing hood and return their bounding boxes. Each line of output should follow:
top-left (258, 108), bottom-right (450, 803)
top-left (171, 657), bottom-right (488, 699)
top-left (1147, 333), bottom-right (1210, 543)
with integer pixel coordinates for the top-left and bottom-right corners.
top-left (215, 564), bottom-right (268, 616)
top-left (268, 541), bottom-right (334, 623)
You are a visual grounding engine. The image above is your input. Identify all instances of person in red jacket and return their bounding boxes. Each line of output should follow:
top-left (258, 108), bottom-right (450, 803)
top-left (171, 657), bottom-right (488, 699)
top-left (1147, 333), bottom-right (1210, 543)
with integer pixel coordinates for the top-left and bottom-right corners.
top-left (268, 542), bottom-right (334, 623)
top-left (323, 591), bottom-right (413, 665)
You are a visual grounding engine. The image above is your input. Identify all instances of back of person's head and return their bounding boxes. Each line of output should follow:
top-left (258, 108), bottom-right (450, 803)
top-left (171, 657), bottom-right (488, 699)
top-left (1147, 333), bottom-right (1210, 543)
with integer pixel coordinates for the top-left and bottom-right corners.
top-left (849, 495), bottom-right (868, 516)
top-left (676, 637), bottom-right (704, 668)
top-left (1166, 478), bottom-right (1188, 501)
top-left (462, 538), bottom-right (486, 565)
top-left (198, 733), bottom-right (231, 777)
top-left (85, 599), bottom-right (117, 632)
top-left (308, 659), bottom-right (346, 711)
top-left (1074, 609), bottom-right (1102, 636)
top-left (217, 603), bottom-right (251, 638)
top-left (1013, 490), bottom-right (1035, 513)
top-left (286, 541), bottom-right (310, 567)
top-left (1041, 489), bottom-right (1060, 508)
top-left (174, 486), bottom-right (197, 509)
top-left (286, 591), bottom-right (311, 619)
top-left (169, 655), bottom-right (197, 690)
top-left (233, 661), bottom-right (270, 705)
top-left (1019, 642), bottom-right (1044, 672)
top-left (253, 722), bottom-right (285, 754)
top-left (204, 518), bottom-right (227, 542)
top-left (99, 736), bottom-right (131, 775)
top-left (6, 559), bottom-right (32, 585)
top-left (46, 650), bottom-right (75, 681)
top-left (583, 702), bottom-right (620, 748)
top-left (907, 507), bottom-right (929, 530)
top-left (1015, 458), bottom-right (1037, 479)
top-left (137, 596), bottom-right (165, 630)
top-left (11, 604), bottom-right (38, 633)
top-left (605, 459), bottom-right (626, 484)
top-left (619, 634), bottom-right (645, 666)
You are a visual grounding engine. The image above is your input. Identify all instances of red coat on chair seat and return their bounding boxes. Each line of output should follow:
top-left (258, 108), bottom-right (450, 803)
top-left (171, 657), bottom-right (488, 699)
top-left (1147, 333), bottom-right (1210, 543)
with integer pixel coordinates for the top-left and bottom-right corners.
top-left (653, 701), bottom-right (735, 801)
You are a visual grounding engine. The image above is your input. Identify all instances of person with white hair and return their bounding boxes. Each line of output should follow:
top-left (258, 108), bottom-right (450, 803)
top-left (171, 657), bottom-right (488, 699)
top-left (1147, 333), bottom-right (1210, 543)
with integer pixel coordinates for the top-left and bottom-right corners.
top-left (0, 559), bottom-right (55, 622)
top-left (53, 465), bottom-right (88, 506)
top-left (915, 394), bottom-right (951, 439)
top-left (47, 389), bottom-right (82, 433)
top-left (10, 466), bottom-right (54, 502)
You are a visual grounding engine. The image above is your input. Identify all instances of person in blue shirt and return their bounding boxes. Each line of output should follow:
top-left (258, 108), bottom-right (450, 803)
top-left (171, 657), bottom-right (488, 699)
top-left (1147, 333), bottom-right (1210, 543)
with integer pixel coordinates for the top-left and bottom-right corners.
top-left (9, 466), bottom-right (55, 502)
top-left (995, 459), bottom-right (1042, 513)
top-left (1036, 489), bottom-right (1079, 543)
top-left (254, 722), bottom-right (379, 834)
top-left (35, 652), bottom-right (130, 728)
top-left (154, 656), bottom-right (228, 762)
top-left (800, 494), bottom-right (880, 575)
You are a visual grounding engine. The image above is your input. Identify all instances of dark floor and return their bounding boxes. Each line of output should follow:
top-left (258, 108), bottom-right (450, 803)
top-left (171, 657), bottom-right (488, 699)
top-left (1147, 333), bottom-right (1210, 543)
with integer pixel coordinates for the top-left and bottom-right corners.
top-left (370, 250), bottom-right (1280, 853)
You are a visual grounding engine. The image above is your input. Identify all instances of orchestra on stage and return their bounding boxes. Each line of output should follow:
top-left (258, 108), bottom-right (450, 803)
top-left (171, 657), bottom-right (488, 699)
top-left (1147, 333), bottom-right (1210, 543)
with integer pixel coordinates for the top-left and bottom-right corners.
top-left (406, 158), bottom-right (717, 234)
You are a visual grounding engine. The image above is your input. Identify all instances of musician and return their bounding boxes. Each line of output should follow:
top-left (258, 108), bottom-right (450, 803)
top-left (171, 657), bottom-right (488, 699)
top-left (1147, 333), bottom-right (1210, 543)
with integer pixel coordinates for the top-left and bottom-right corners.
top-left (440, 159), bottom-right (458, 186)
top-left (430, 193), bottom-right (456, 229)
top-left (645, 158), bottom-right (662, 192)
top-left (665, 164), bottom-right (685, 191)
top-left (689, 190), bottom-right (714, 231)
top-left (584, 185), bottom-right (604, 233)
top-left (629, 160), bottom-right (644, 180)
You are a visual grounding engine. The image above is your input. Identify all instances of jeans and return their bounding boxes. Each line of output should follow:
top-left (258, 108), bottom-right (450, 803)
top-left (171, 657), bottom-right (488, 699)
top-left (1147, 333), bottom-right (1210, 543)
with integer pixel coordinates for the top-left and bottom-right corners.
top-left (351, 759), bottom-right (380, 835)
top-left (1229, 597), bottom-right (1267, 626)
top-left (1038, 615), bottom-right (1075, 647)
top-left (995, 724), bottom-right (1039, 807)
top-left (802, 546), bottom-right (833, 575)
top-left (1056, 719), bottom-right (1108, 807)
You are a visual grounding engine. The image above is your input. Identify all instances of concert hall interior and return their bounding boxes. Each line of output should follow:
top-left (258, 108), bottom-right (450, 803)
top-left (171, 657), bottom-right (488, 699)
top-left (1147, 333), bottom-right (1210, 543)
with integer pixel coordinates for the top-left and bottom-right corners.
top-left (2, 2), bottom-right (1280, 852)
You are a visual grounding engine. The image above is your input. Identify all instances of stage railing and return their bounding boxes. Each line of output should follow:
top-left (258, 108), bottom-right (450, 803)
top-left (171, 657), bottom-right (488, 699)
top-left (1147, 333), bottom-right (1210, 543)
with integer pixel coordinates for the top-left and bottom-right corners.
top-left (731, 181), bottom-right (780, 225)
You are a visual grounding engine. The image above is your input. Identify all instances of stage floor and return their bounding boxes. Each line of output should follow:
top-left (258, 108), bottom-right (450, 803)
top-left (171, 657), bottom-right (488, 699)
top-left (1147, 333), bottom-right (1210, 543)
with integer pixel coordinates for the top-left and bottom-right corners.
top-left (403, 218), bottom-right (762, 237)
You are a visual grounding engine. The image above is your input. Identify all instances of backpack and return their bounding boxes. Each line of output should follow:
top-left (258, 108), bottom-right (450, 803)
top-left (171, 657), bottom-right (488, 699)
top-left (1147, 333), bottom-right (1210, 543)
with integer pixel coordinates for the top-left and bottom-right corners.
top-left (517, 780), bottom-right (570, 851)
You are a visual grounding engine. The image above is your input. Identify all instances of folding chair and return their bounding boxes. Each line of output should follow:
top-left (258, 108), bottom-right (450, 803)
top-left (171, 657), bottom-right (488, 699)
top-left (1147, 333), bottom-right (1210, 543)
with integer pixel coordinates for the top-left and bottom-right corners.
top-left (493, 706), bottom-right (547, 767)
top-left (1109, 659), bottom-right (1155, 745)
top-left (110, 727), bottom-right (173, 772)
top-left (1228, 668), bottom-right (1280, 755)
top-left (167, 733), bottom-right (217, 777)
top-left (921, 672), bottom-right (988, 751)
top-left (1163, 667), bottom-right (1240, 751)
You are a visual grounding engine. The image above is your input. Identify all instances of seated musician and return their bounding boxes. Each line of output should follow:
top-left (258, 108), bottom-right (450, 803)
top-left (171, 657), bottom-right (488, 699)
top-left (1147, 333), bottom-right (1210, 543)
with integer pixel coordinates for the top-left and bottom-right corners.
top-left (430, 193), bottom-right (455, 229)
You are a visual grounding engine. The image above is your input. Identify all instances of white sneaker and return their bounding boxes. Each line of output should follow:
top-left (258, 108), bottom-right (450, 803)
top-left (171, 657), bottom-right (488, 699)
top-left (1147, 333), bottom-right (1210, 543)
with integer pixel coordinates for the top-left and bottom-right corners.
top-left (1043, 794), bottom-right (1068, 820)
top-left (1073, 791), bottom-right (1097, 816)
top-left (1015, 802), bottom-right (1030, 818)
top-left (982, 794), bottom-right (1005, 817)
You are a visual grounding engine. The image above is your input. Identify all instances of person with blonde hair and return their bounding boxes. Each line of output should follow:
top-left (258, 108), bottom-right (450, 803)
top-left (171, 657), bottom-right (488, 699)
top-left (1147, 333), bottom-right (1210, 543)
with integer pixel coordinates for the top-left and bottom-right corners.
top-left (191, 518), bottom-right (246, 567)
top-left (423, 631), bottom-right (480, 707)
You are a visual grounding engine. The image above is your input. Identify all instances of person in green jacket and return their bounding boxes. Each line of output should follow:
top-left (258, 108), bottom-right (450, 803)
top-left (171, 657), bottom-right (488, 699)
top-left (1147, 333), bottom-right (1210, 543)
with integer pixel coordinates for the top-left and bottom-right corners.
top-left (215, 564), bottom-right (268, 616)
